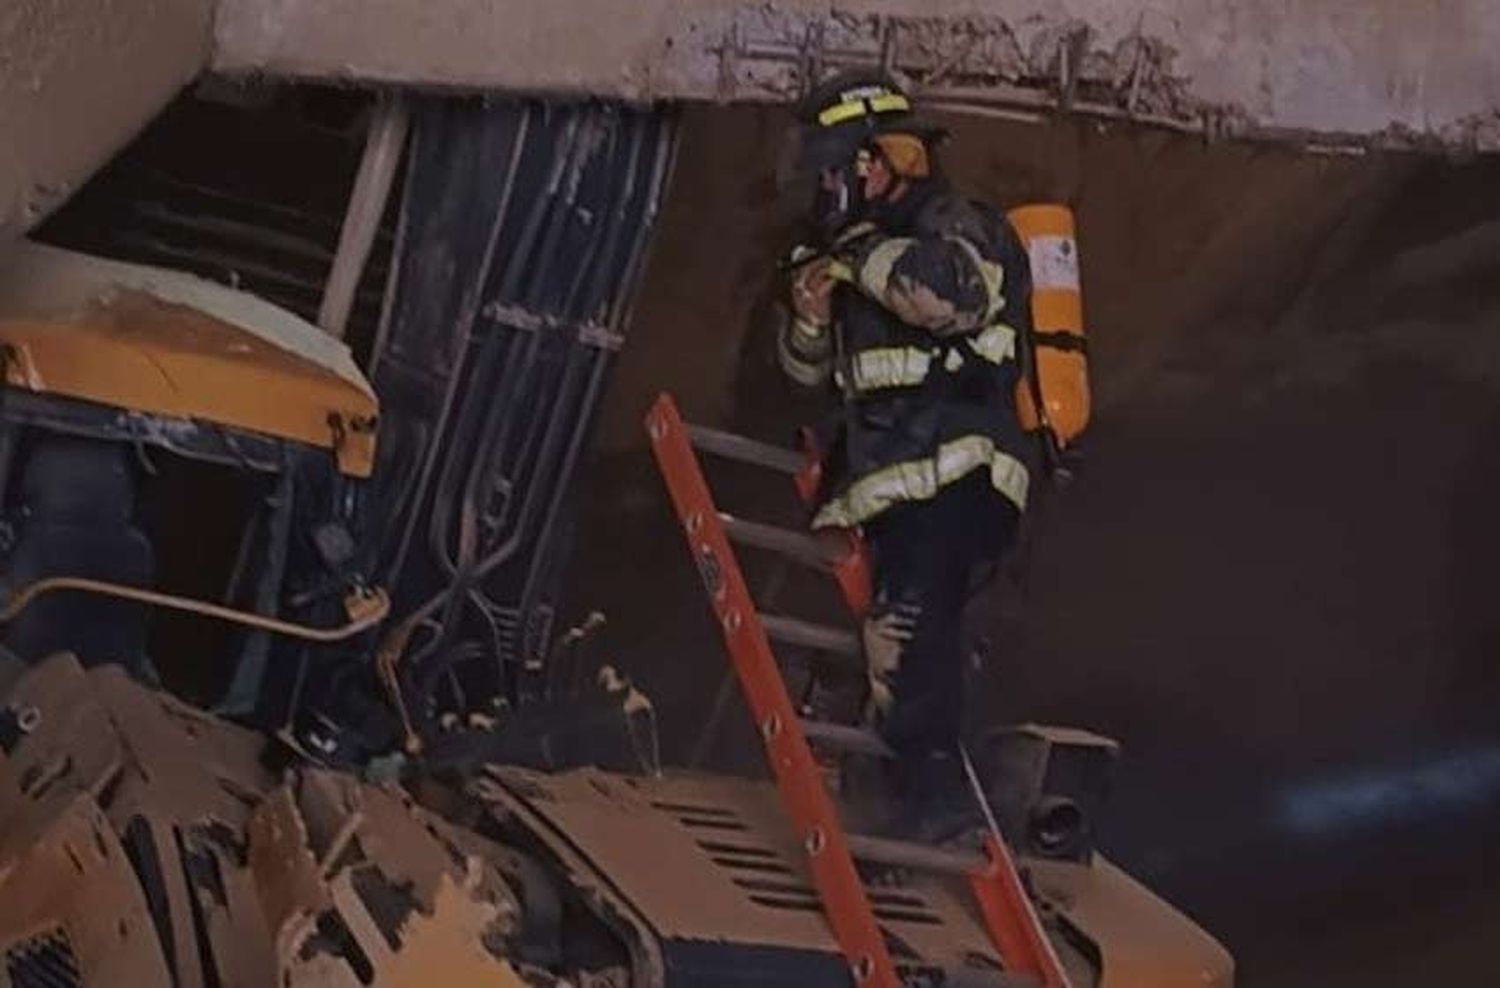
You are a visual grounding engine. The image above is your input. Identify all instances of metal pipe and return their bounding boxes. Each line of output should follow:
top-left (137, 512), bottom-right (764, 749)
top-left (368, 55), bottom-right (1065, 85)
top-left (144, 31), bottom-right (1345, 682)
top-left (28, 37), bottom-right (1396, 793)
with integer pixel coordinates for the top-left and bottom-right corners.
top-left (464, 111), bottom-right (594, 550)
top-left (382, 106), bottom-right (533, 588)
top-left (0, 577), bottom-right (389, 643)
top-left (220, 457), bottom-right (295, 715)
top-left (377, 108), bottom-right (683, 723)
top-left (466, 117), bottom-right (676, 593)
top-left (606, 114), bottom-right (680, 331)
top-left (319, 93), bottom-right (411, 339)
top-left (515, 344), bottom-right (607, 609)
top-left (422, 109), bottom-right (595, 662)
top-left (367, 121), bottom-right (420, 375)
top-left (513, 114), bottom-right (648, 602)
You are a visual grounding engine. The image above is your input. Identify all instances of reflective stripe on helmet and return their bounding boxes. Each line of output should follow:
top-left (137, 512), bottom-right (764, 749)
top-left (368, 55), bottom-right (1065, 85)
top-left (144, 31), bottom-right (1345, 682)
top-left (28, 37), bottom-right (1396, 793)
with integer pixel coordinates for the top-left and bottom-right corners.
top-left (812, 434), bottom-right (1030, 528)
top-left (817, 92), bottom-right (912, 127)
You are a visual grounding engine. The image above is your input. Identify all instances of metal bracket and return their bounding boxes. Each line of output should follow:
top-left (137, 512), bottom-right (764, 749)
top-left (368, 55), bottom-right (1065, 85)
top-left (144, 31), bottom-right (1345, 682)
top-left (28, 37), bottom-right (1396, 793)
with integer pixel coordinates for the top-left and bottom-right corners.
top-left (483, 301), bottom-right (624, 351)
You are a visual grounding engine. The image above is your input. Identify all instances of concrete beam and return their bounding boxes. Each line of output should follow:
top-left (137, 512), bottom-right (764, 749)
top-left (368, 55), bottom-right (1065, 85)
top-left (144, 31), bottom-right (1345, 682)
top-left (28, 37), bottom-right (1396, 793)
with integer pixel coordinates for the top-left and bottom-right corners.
top-left (1, 0), bottom-right (213, 240)
top-left (212, 0), bottom-right (1500, 151)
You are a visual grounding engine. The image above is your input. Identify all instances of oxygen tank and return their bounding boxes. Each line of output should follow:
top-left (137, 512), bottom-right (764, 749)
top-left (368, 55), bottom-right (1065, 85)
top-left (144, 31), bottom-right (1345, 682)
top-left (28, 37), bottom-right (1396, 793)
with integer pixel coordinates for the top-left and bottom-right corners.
top-left (1007, 204), bottom-right (1090, 447)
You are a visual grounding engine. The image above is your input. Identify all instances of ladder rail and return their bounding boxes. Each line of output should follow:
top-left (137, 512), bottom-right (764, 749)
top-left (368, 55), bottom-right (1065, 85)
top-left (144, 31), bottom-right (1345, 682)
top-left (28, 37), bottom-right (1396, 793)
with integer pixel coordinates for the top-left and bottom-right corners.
top-left (648, 392), bottom-right (1073, 988)
top-left (970, 835), bottom-right (1073, 988)
top-left (648, 394), bottom-right (901, 988)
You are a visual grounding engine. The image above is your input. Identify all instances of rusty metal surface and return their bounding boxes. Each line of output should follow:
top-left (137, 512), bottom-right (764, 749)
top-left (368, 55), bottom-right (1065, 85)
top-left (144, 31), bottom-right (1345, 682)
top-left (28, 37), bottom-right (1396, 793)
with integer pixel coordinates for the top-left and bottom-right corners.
top-left (249, 770), bottom-right (529, 986)
top-left (0, 655), bottom-right (272, 834)
top-left (323, 868), bottom-right (527, 987)
top-left (0, 655), bottom-right (538, 987)
top-left (247, 785), bottom-right (332, 960)
top-left (0, 791), bottom-right (172, 985)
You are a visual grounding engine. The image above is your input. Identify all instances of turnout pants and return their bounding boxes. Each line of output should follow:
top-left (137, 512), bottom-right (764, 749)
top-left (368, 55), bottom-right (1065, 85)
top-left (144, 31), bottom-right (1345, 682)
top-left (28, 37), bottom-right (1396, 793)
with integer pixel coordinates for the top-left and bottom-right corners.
top-left (861, 471), bottom-right (1020, 797)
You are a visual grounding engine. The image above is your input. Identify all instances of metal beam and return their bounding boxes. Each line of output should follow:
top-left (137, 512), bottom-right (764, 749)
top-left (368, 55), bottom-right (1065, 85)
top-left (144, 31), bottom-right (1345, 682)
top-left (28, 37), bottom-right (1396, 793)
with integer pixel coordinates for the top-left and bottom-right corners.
top-left (319, 94), bottom-right (410, 339)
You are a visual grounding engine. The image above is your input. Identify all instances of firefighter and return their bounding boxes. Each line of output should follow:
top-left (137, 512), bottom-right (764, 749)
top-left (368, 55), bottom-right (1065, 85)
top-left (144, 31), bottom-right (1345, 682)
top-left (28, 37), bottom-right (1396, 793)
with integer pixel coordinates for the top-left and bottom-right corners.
top-left (778, 70), bottom-right (1035, 840)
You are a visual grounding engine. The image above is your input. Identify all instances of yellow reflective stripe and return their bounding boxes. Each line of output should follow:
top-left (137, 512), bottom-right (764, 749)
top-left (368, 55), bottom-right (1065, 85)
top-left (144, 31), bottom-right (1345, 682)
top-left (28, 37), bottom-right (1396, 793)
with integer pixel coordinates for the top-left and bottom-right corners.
top-left (857, 237), bottom-right (912, 298)
top-left (869, 93), bottom-right (911, 115)
top-left (968, 323), bottom-right (1018, 365)
top-left (850, 324), bottom-right (1015, 391)
top-left (812, 435), bottom-right (1029, 528)
top-left (951, 236), bottom-right (1006, 324)
top-left (817, 93), bottom-right (911, 127)
top-left (850, 347), bottom-right (932, 391)
top-left (847, 324), bottom-right (1015, 394)
top-left (778, 316), bottom-right (833, 387)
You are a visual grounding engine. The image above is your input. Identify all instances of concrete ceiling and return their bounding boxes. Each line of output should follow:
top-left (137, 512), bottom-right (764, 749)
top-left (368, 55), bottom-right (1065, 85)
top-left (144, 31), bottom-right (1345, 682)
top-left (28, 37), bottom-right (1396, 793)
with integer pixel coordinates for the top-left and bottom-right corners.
top-left (1, 0), bottom-right (212, 241)
top-left (7, 0), bottom-right (1500, 242)
top-left (213, 0), bottom-right (1500, 150)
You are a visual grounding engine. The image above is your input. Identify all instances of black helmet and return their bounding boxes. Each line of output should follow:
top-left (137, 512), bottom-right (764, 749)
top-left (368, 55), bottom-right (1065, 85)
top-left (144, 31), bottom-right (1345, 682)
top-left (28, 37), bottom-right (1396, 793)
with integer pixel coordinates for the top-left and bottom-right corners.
top-left (782, 69), bottom-right (944, 181)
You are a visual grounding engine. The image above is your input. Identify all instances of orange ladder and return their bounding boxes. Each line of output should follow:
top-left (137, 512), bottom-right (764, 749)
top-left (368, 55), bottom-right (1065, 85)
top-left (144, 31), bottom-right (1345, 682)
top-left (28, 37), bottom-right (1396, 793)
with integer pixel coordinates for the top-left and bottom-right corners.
top-left (646, 393), bottom-right (1072, 988)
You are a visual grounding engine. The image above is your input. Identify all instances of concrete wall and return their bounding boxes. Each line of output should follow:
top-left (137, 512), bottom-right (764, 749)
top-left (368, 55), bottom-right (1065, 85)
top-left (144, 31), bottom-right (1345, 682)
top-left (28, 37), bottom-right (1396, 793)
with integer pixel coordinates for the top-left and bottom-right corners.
top-left (213, 0), bottom-right (1500, 150)
top-left (0, 0), bottom-right (212, 240)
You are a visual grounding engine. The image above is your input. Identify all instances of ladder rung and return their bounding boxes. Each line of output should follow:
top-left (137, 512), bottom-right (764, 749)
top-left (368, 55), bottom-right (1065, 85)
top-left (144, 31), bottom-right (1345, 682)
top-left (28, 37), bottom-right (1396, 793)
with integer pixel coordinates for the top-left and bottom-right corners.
top-left (651, 395), bottom-right (1071, 988)
top-left (759, 613), bottom-right (861, 658)
top-left (720, 513), bottom-right (841, 568)
top-left (685, 424), bottom-right (804, 474)
top-left (846, 833), bottom-right (986, 877)
top-left (800, 720), bottom-right (894, 758)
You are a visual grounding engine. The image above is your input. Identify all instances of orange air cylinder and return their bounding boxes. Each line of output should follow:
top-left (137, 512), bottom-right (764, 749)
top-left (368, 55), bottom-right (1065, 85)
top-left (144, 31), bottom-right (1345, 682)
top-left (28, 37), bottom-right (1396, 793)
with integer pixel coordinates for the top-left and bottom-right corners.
top-left (1006, 204), bottom-right (1090, 447)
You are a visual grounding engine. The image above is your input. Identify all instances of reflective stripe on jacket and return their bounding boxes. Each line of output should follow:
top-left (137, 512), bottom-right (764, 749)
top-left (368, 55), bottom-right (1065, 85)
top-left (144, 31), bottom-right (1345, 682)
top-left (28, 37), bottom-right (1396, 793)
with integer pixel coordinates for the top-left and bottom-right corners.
top-left (810, 183), bottom-right (1036, 529)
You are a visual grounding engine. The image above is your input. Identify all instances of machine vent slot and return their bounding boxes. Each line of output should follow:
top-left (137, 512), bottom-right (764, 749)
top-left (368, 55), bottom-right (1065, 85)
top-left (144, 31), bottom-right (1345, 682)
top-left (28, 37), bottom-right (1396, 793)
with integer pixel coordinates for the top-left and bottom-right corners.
top-left (5, 926), bottom-right (82, 988)
top-left (651, 800), bottom-right (740, 819)
top-left (694, 840), bottom-right (779, 859)
top-left (676, 816), bottom-right (749, 832)
top-left (747, 894), bottom-right (823, 913)
top-left (732, 877), bottom-right (942, 925)
top-left (732, 876), bottom-right (821, 898)
top-left (870, 907), bottom-right (942, 927)
top-left (720, 867), bottom-right (932, 909)
top-left (694, 837), bottom-right (795, 876)
top-left (707, 855), bottom-right (794, 876)
top-left (883, 930), bottom-right (922, 961)
top-left (694, 834), bottom-right (945, 925)
top-left (689, 820), bottom-right (949, 928)
top-left (662, 802), bottom-right (752, 833)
